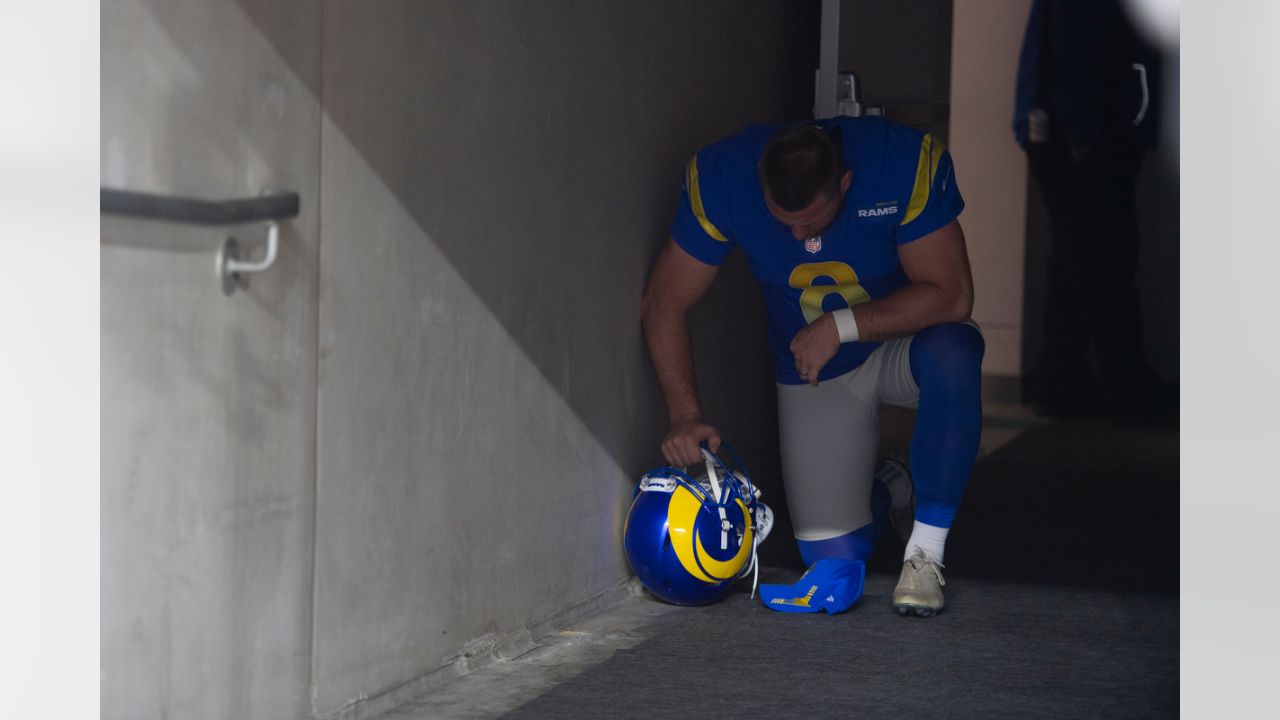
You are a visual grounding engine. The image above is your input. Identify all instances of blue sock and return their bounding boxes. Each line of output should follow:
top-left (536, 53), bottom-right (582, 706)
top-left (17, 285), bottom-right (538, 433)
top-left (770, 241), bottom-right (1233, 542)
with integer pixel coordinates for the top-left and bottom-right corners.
top-left (907, 322), bottom-right (985, 529)
top-left (797, 479), bottom-right (891, 565)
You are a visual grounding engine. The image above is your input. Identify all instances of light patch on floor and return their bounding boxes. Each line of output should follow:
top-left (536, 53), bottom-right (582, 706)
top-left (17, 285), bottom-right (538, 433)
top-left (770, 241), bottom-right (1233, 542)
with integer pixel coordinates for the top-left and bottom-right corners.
top-left (377, 587), bottom-right (691, 720)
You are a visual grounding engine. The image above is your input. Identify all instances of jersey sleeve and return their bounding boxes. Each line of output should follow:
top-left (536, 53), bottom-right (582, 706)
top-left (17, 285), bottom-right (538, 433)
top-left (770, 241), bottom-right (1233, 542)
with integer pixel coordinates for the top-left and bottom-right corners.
top-left (669, 149), bottom-right (737, 266)
top-left (896, 133), bottom-right (965, 244)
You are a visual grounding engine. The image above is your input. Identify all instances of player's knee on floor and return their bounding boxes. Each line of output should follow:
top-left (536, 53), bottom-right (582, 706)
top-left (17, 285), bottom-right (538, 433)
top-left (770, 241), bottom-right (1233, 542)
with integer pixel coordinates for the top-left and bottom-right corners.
top-left (796, 479), bottom-right (890, 565)
top-left (798, 525), bottom-right (878, 566)
top-left (909, 322), bottom-right (985, 397)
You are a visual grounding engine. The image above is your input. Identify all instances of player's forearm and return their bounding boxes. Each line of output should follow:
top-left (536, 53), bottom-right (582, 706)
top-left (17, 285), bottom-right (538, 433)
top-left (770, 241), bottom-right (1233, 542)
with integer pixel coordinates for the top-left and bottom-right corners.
top-left (850, 281), bottom-right (972, 343)
top-left (641, 304), bottom-right (703, 423)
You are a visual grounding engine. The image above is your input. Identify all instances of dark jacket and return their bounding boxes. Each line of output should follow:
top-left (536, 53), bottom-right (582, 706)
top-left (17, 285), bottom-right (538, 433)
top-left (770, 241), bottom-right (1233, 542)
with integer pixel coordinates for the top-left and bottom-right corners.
top-left (1013, 0), bottom-right (1161, 149)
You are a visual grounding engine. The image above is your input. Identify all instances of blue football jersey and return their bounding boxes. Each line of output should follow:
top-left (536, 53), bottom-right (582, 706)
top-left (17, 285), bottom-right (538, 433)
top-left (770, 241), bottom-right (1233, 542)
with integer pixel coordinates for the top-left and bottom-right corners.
top-left (670, 116), bottom-right (965, 384)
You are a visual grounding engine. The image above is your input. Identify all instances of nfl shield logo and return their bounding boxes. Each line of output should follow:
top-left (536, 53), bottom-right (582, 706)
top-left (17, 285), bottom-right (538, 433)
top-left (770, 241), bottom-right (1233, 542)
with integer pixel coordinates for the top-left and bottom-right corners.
top-left (805, 235), bottom-right (823, 254)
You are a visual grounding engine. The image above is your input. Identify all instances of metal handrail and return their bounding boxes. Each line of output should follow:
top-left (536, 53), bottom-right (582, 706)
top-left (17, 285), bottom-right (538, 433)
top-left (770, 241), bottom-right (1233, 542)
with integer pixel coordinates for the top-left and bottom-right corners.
top-left (100, 188), bottom-right (299, 225)
top-left (100, 187), bottom-right (299, 296)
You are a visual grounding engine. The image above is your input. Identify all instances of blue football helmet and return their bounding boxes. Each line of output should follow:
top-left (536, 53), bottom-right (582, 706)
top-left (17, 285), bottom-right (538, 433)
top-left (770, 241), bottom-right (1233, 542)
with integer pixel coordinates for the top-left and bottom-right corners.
top-left (623, 445), bottom-right (774, 606)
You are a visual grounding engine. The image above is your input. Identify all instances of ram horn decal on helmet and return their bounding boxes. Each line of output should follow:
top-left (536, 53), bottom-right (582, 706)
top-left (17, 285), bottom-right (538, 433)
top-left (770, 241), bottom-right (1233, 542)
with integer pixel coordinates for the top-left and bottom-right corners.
top-left (623, 442), bottom-right (773, 606)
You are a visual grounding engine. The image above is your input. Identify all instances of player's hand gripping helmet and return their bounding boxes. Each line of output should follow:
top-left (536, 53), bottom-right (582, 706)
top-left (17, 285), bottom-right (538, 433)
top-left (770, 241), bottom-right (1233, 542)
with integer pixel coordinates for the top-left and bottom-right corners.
top-left (623, 444), bottom-right (774, 606)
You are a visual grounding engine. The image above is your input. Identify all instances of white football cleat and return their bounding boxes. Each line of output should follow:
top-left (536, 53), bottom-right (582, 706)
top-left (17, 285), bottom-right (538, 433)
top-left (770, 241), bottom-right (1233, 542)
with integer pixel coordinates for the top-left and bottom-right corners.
top-left (893, 547), bottom-right (946, 617)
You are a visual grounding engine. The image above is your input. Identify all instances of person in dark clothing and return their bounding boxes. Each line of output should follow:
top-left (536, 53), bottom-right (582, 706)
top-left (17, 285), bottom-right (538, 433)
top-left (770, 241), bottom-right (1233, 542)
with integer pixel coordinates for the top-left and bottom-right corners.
top-left (1013, 0), bottom-right (1170, 416)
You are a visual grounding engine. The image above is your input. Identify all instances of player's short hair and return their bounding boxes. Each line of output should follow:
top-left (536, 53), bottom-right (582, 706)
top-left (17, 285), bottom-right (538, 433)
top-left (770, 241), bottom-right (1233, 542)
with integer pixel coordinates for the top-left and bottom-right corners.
top-left (758, 125), bottom-right (844, 212)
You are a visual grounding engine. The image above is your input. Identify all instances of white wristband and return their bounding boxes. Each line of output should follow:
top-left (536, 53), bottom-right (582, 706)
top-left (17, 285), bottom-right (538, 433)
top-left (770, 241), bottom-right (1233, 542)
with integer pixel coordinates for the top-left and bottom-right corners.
top-left (832, 308), bottom-right (860, 343)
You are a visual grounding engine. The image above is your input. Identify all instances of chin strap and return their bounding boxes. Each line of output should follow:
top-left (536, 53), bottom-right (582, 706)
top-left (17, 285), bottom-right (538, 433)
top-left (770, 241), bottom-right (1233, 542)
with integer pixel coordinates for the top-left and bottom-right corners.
top-left (749, 534), bottom-right (762, 598)
top-left (748, 502), bottom-right (774, 598)
top-left (701, 448), bottom-right (731, 551)
top-left (689, 446), bottom-right (775, 596)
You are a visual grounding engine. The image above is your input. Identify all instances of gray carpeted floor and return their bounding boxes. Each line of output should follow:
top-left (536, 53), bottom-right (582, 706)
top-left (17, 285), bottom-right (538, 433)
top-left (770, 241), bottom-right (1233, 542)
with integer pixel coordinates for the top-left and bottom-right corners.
top-left (502, 416), bottom-right (1179, 719)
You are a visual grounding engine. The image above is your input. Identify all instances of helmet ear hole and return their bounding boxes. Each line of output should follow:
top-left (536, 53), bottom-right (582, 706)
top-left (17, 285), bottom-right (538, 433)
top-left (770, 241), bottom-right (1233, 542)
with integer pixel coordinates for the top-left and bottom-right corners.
top-left (663, 533), bottom-right (672, 553)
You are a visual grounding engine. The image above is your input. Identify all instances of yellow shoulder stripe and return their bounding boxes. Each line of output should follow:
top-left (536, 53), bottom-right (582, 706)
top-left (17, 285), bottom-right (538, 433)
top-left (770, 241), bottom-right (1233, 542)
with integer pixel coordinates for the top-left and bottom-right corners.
top-left (901, 133), bottom-right (947, 226)
top-left (686, 155), bottom-right (730, 243)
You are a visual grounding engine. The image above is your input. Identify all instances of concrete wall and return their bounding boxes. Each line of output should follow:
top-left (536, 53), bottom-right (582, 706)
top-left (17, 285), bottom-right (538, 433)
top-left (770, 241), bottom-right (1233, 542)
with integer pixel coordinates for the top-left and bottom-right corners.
top-left (837, 0), bottom-right (953, 140)
top-left (101, 1), bottom-right (816, 718)
top-left (310, 2), bottom-right (814, 714)
top-left (948, 0), bottom-right (1035, 376)
top-left (100, 1), bottom-right (321, 719)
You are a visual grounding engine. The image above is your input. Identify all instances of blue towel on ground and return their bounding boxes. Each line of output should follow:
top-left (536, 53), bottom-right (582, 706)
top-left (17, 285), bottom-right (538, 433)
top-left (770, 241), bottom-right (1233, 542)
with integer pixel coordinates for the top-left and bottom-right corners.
top-left (758, 558), bottom-right (866, 615)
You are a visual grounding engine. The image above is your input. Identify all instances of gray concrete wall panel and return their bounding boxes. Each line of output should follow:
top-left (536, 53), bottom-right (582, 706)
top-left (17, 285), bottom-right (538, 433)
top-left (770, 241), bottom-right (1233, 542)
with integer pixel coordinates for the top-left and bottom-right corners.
top-left (100, 1), bottom-right (321, 718)
top-left (311, 1), bottom-right (814, 715)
